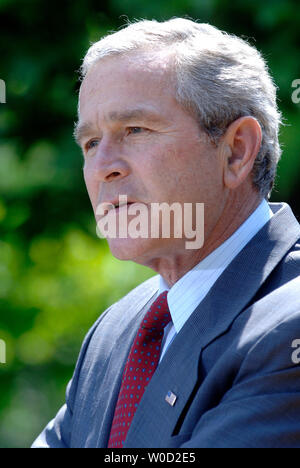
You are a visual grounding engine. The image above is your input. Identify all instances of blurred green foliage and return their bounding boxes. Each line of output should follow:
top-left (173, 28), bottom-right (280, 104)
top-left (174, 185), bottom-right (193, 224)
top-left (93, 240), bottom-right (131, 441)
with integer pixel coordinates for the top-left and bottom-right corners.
top-left (0, 0), bottom-right (299, 448)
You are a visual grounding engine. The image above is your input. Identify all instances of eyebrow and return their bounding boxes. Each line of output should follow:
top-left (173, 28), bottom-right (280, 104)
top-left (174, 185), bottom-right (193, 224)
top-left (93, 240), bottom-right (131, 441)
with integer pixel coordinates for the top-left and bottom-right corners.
top-left (74, 107), bottom-right (163, 146)
top-left (73, 121), bottom-right (93, 146)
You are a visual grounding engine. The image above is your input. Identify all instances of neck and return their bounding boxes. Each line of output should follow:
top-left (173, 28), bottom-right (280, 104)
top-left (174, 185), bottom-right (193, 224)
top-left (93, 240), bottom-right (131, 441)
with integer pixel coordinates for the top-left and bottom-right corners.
top-left (144, 190), bottom-right (263, 287)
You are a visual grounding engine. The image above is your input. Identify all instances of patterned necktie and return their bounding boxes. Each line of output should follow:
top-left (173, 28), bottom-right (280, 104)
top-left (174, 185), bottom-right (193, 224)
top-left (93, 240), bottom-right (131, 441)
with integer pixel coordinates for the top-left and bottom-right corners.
top-left (108, 291), bottom-right (171, 448)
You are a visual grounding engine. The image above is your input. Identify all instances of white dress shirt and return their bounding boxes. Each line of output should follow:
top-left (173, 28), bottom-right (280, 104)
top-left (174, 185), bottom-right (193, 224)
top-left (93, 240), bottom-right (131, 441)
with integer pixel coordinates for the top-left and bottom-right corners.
top-left (158, 199), bottom-right (273, 361)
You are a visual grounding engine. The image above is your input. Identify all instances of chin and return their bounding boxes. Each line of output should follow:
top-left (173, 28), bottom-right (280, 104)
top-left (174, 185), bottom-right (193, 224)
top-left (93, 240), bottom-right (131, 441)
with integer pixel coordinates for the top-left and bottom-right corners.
top-left (107, 237), bottom-right (161, 263)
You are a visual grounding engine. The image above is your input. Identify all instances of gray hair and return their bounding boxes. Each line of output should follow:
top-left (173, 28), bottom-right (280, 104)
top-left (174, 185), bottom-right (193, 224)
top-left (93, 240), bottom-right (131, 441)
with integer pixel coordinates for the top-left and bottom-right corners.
top-left (81, 18), bottom-right (282, 198)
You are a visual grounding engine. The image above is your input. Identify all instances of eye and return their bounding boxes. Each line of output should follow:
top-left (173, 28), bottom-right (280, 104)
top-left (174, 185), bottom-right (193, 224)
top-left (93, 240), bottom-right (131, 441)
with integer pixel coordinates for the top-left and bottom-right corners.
top-left (85, 139), bottom-right (100, 152)
top-left (127, 127), bottom-right (145, 135)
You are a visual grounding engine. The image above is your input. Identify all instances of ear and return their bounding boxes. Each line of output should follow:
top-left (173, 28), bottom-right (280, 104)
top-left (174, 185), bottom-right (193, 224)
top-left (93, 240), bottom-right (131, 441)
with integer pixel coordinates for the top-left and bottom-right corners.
top-left (220, 117), bottom-right (262, 190)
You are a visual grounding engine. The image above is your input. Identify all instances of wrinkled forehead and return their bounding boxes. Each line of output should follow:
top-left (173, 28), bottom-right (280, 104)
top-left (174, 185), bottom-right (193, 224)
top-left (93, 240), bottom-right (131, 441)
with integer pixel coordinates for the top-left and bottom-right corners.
top-left (78, 50), bottom-right (177, 113)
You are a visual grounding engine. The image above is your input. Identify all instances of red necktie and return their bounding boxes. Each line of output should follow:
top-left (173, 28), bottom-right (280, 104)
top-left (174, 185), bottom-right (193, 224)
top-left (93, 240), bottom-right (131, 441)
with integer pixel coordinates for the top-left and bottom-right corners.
top-left (107, 291), bottom-right (171, 448)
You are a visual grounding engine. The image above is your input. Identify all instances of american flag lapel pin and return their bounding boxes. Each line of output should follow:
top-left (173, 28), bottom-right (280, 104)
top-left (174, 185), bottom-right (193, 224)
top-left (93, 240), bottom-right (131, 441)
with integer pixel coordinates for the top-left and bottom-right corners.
top-left (165, 390), bottom-right (177, 407)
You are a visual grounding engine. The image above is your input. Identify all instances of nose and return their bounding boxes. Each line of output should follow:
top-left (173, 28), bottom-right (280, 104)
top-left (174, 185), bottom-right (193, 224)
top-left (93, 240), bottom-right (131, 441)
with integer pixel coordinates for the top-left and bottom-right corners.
top-left (87, 138), bottom-right (130, 183)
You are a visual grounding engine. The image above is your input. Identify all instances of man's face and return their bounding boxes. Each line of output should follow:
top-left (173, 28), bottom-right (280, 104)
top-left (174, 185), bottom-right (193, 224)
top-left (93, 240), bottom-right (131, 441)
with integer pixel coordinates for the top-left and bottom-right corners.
top-left (77, 52), bottom-right (225, 264)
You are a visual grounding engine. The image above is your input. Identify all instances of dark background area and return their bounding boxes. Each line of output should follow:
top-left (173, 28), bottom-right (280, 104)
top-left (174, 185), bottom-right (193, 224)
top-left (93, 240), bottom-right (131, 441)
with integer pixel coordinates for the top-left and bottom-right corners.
top-left (0, 0), bottom-right (299, 447)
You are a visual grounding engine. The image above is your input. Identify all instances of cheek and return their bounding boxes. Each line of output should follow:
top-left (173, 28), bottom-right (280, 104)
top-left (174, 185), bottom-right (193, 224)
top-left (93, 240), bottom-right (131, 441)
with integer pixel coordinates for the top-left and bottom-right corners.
top-left (83, 165), bottom-right (98, 210)
top-left (154, 143), bottom-right (198, 188)
top-left (165, 143), bottom-right (222, 201)
top-left (83, 165), bottom-right (91, 194)
top-left (137, 153), bottom-right (179, 200)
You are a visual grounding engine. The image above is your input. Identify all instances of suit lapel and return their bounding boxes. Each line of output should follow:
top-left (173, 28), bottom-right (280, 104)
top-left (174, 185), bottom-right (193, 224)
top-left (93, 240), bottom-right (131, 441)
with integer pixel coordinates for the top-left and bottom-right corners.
top-left (124, 321), bottom-right (203, 447)
top-left (193, 202), bottom-right (300, 349)
top-left (93, 279), bottom-right (159, 448)
top-left (124, 203), bottom-right (300, 447)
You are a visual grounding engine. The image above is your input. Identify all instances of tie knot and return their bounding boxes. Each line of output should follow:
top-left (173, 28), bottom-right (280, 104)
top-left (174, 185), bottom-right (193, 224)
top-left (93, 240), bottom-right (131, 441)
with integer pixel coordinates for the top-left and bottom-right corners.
top-left (141, 291), bottom-right (171, 332)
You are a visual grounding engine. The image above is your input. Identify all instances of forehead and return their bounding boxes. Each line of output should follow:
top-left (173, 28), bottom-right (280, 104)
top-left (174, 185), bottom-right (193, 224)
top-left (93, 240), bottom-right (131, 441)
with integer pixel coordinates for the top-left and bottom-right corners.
top-left (78, 51), bottom-right (177, 115)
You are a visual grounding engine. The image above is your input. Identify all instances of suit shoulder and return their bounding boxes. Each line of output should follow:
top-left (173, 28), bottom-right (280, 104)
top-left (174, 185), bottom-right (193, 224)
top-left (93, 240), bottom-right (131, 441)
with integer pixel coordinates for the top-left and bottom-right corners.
top-left (91, 274), bottom-right (160, 333)
top-left (71, 275), bottom-right (160, 374)
top-left (285, 241), bottom-right (300, 268)
top-left (254, 239), bottom-right (300, 302)
top-left (275, 238), bottom-right (300, 279)
top-left (255, 274), bottom-right (300, 321)
top-left (236, 274), bottom-right (300, 350)
top-left (113, 274), bottom-right (159, 307)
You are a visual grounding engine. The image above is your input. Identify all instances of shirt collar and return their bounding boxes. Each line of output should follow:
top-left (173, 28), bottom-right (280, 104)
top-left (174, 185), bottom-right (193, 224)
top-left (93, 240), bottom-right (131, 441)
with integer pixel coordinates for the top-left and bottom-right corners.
top-left (158, 199), bottom-right (273, 334)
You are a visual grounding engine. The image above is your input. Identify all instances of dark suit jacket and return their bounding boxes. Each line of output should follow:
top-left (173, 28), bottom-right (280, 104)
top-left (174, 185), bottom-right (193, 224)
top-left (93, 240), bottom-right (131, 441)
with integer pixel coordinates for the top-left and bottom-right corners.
top-left (32, 203), bottom-right (300, 448)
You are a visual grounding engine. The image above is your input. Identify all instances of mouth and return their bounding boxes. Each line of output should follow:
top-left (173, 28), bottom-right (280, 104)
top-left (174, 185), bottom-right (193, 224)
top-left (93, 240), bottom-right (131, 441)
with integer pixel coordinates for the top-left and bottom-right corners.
top-left (98, 198), bottom-right (137, 215)
top-left (113, 201), bottom-right (131, 209)
top-left (113, 200), bottom-right (135, 210)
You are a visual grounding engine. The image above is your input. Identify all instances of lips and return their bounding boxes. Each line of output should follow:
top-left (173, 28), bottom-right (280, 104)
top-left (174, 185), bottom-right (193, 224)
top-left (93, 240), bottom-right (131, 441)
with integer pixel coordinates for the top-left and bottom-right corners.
top-left (98, 198), bottom-right (136, 214)
top-left (111, 201), bottom-right (136, 211)
top-left (113, 201), bottom-right (134, 209)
